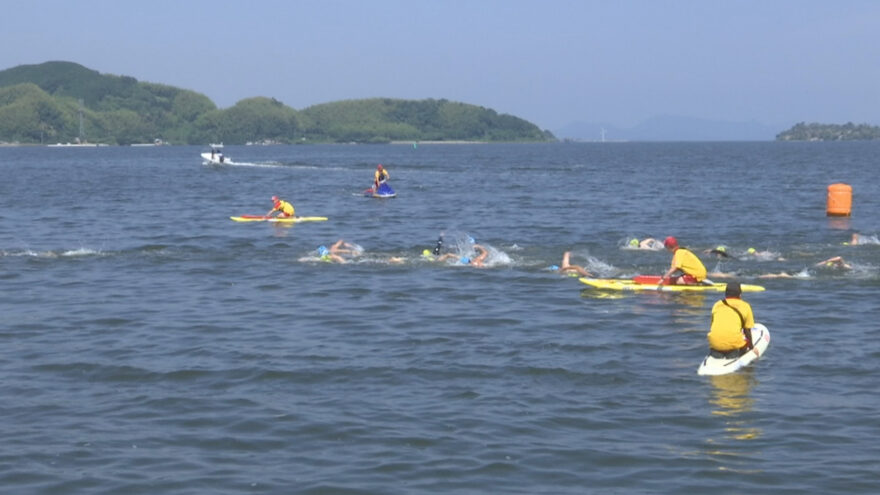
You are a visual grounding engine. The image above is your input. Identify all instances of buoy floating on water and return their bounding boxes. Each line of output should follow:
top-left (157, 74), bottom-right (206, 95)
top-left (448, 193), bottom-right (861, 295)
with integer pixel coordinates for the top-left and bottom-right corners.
top-left (826, 183), bottom-right (852, 217)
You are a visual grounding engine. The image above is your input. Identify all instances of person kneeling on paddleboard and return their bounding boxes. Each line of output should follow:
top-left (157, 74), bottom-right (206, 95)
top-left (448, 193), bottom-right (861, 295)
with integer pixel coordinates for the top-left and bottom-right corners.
top-left (373, 164), bottom-right (389, 191)
top-left (707, 282), bottom-right (754, 358)
top-left (659, 236), bottom-right (708, 285)
top-left (267, 196), bottom-right (295, 218)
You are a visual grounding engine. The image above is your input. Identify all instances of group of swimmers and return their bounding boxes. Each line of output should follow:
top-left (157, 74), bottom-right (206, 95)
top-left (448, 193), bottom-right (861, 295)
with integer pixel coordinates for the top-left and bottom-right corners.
top-left (308, 229), bottom-right (869, 358)
top-left (626, 234), bottom-right (864, 280)
top-left (309, 235), bottom-right (492, 267)
top-left (257, 165), bottom-right (873, 360)
top-left (305, 233), bottom-right (764, 358)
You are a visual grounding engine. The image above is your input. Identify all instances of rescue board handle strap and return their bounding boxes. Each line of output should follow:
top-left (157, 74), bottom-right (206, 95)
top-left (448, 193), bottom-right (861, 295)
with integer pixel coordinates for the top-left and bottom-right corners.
top-left (722, 299), bottom-right (753, 349)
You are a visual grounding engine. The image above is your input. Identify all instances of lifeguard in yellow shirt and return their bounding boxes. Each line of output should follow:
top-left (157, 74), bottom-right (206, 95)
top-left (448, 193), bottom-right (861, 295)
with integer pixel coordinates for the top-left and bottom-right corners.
top-left (707, 282), bottom-right (755, 356)
top-left (267, 196), bottom-right (295, 218)
top-left (373, 164), bottom-right (389, 188)
top-left (659, 236), bottom-right (707, 285)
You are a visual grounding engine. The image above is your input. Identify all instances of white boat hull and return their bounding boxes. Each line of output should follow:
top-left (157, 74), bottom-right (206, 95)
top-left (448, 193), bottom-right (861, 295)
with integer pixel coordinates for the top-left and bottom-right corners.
top-left (697, 323), bottom-right (770, 376)
top-left (201, 152), bottom-right (232, 165)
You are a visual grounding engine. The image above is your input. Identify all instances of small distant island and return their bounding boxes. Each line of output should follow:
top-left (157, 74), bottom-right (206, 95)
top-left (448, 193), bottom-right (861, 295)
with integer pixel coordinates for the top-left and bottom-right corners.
top-left (0, 61), bottom-right (554, 145)
top-left (776, 122), bottom-right (880, 141)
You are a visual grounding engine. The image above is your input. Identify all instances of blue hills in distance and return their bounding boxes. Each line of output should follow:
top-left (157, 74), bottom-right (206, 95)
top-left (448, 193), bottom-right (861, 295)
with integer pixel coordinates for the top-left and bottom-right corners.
top-left (555, 115), bottom-right (780, 142)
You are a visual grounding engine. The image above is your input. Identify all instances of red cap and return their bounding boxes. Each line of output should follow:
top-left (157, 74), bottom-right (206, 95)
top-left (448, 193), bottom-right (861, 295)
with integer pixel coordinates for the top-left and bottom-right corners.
top-left (664, 236), bottom-right (678, 249)
top-left (271, 196), bottom-right (278, 202)
top-left (377, 164), bottom-right (383, 169)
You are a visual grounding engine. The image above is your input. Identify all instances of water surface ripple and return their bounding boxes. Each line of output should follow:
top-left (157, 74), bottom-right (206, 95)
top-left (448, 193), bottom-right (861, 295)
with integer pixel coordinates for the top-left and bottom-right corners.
top-left (1, 143), bottom-right (879, 493)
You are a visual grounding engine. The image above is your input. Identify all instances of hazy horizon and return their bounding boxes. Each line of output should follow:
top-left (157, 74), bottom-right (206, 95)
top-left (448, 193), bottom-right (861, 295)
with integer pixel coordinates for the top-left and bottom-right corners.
top-left (3, 0), bottom-right (878, 134)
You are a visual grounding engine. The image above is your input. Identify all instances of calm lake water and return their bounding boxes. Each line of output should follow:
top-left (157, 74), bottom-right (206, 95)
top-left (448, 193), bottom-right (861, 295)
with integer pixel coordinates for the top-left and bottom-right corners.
top-left (1, 142), bottom-right (879, 494)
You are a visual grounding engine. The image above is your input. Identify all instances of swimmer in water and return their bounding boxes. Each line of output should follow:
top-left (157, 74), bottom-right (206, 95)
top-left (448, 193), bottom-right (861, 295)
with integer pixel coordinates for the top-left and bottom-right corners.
top-left (314, 239), bottom-right (362, 263)
top-left (329, 239), bottom-right (360, 255)
top-left (463, 244), bottom-right (490, 267)
top-left (742, 247), bottom-right (786, 261)
top-left (627, 238), bottom-right (664, 250)
top-left (815, 256), bottom-right (852, 270)
top-left (315, 245), bottom-right (347, 263)
top-left (547, 251), bottom-right (592, 277)
top-left (424, 242), bottom-right (489, 267)
top-left (845, 232), bottom-right (879, 245)
top-left (704, 246), bottom-right (734, 259)
top-left (757, 271), bottom-right (796, 279)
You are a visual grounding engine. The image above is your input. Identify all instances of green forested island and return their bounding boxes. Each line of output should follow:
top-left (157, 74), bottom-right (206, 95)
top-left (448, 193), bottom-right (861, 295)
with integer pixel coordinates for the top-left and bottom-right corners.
top-left (776, 122), bottom-right (880, 141)
top-left (0, 61), bottom-right (554, 145)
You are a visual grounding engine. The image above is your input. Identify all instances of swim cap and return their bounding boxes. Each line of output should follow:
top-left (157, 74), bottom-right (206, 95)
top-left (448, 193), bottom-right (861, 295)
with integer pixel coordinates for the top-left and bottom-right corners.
top-left (548, 265), bottom-right (559, 271)
top-left (460, 257), bottom-right (470, 264)
top-left (725, 282), bottom-right (742, 297)
top-left (716, 246), bottom-right (726, 253)
top-left (318, 246), bottom-right (328, 256)
top-left (422, 249), bottom-right (431, 257)
top-left (629, 238), bottom-right (639, 247)
top-left (747, 247), bottom-right (756, 254)
top-left (664, 236), bottom-right (678, 249)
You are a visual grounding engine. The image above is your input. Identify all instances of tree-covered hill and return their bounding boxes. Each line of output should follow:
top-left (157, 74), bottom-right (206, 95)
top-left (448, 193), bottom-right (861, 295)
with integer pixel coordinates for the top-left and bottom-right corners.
top-left (0, 61), bottom-right (216, 144)
top-left (0, 61), bottom-right (554, 145)
top-left (299, 98), bottom-right (552, 143)
top-left (776, 122), bottom-right (880, 141)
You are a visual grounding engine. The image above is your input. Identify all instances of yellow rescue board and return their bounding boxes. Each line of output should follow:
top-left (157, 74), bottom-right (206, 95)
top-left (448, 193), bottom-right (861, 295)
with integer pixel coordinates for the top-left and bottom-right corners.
top-left (579, 278), bottom-right (765, 292)
top-left (230, 216), bottom-right (328, 223)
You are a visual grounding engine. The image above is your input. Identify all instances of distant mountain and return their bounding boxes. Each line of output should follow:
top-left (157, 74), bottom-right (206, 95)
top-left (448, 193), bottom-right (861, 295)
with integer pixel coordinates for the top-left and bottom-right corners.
top-left (555, 115), bottom-right (778, 142)
top-left (299, 98), bottom-right (552, 143)
top-left (0, 61), bottom-right (554, 145)
top-left (0, 61), bottom-right (216, 145)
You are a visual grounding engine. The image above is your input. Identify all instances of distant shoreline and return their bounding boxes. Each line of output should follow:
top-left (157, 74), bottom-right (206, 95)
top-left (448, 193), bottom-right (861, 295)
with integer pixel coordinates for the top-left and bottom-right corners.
top-left (390, 140), bottom-right (488, 145)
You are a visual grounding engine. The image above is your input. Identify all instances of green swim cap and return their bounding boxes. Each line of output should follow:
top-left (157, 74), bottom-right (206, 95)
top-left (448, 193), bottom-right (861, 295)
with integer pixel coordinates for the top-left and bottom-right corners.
top-left (422, 249), bottom-right (431, 256)
top-left (629, 238), bottom-right (639, 247)
top-left (716, 246), bottom-right (726, 252)
top-left (747, 247), bottom-right (756, 254)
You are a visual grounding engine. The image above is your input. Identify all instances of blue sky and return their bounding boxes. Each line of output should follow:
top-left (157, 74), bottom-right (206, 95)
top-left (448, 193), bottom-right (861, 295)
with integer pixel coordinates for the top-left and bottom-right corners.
top-left (3, 0), bottom-right (878, 131)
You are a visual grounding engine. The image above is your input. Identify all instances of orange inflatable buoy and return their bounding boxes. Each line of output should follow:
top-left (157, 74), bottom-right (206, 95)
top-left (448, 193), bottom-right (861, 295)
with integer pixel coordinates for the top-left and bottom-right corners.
top-left (826, 183), bottom-right (852, 217)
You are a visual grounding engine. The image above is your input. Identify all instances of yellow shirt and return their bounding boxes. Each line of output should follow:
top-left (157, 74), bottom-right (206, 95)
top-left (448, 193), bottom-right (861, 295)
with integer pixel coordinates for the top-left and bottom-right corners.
top-left (672, 247), bottom-right (707, 281)
top-left (375, 169), bottom-right (389, 183)
top-left (274, 200), bottom-right (295, 216)
top-left (708, 297), bottom-right (755, 351)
